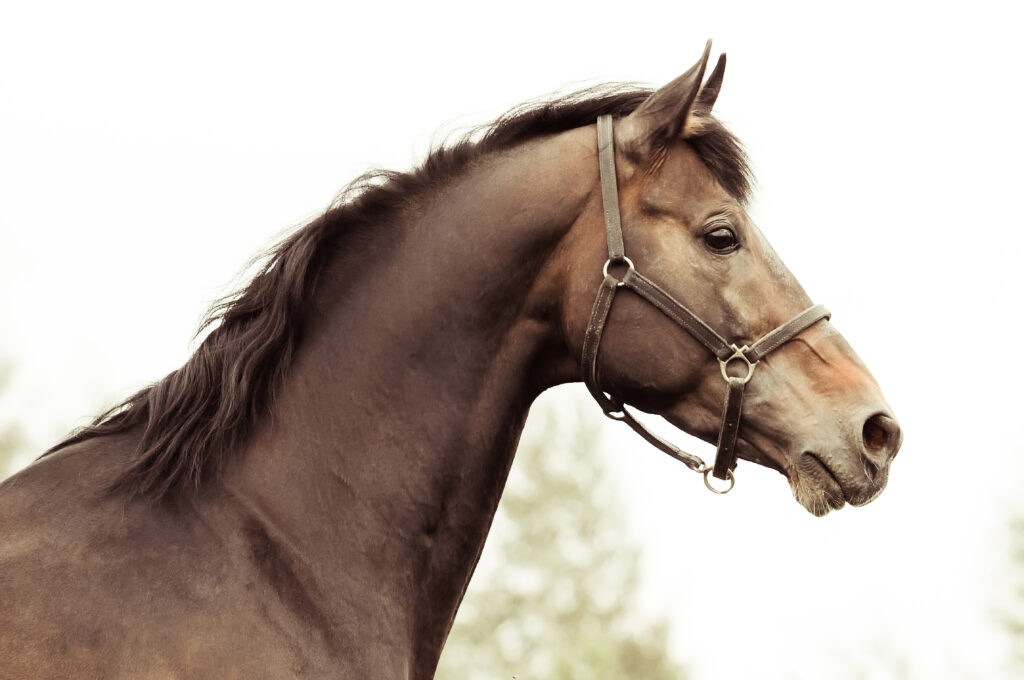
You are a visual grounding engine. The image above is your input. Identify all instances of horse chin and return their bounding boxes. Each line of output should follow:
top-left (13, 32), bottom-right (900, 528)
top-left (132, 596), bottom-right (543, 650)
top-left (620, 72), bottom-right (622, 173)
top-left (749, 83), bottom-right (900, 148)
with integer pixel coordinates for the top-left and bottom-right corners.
top-left (790, 453), bottom-right (848, 517)
top-left (735, 440), bottom-right (845, 517)
top-left (790, 451), bottom-right (890, 517)
top-left (732, 435), bottom-right (872, 517)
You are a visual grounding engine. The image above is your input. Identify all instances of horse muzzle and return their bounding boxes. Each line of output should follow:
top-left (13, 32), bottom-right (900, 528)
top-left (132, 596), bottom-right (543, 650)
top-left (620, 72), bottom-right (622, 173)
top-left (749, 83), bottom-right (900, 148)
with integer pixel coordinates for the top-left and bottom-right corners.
top-left (789, 409), bottom-right (902, 516)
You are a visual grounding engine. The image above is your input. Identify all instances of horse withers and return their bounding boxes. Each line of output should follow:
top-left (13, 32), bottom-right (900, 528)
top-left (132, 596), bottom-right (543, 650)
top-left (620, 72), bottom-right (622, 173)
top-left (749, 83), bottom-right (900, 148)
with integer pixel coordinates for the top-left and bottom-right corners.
top-left (0, 42), bottom-right (900, 679)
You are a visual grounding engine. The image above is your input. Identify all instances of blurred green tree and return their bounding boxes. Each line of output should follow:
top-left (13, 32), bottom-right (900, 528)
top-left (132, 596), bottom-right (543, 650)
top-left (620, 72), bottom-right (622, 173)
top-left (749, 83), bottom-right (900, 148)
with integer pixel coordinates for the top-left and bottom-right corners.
top-left (1009, 515), bottom-right (1024, 671)
top-left (436, 398), bottom-right (687, 680)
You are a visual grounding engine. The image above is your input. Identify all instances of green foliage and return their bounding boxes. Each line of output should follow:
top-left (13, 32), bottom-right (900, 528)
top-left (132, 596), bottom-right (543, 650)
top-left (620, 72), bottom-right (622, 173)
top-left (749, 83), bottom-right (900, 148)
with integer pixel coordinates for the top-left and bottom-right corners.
top-left (436, 399), bottom-right (687, 680)
top-left (1009, 516), bottom-right (1024, 671)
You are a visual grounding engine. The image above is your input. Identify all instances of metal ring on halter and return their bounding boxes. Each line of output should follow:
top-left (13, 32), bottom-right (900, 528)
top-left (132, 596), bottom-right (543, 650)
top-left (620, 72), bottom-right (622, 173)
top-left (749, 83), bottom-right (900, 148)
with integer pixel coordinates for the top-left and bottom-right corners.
top-left (719, 344), bottom-right (757, 385)
top-left (602, 256), bottom-right (635, 285)
top-left (703, 466), bottom-right (735, 494)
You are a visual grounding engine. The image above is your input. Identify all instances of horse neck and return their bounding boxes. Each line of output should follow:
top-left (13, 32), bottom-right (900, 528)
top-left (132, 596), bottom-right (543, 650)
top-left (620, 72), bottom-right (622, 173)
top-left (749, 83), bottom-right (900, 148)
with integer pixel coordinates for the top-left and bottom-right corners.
top-left (220, 126), bottom-right (596, 672)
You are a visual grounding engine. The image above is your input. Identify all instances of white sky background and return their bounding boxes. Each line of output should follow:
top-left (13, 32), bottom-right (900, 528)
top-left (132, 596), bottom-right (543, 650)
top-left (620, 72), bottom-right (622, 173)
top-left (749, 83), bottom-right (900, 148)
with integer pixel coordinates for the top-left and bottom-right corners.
top-left (1, 1), bottom-right (1022, 678)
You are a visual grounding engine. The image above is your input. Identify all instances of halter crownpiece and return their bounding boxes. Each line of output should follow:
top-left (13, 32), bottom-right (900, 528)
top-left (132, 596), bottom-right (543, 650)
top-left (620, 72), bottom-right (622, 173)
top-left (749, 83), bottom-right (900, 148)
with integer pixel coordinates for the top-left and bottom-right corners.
top-left (581, 114), bottom-right (831, 493)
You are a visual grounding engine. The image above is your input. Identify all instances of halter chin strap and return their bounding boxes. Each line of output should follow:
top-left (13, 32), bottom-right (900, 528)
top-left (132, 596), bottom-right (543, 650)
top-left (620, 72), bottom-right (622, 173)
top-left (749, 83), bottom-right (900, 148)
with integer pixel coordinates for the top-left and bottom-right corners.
top-left (582, 114), bottom-right (831, 491)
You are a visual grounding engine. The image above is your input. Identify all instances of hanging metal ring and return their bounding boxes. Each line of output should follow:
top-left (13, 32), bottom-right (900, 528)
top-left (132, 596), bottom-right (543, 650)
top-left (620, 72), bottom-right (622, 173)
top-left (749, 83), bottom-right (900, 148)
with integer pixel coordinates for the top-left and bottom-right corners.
top-left (702, 467), bottom-right (736, 494)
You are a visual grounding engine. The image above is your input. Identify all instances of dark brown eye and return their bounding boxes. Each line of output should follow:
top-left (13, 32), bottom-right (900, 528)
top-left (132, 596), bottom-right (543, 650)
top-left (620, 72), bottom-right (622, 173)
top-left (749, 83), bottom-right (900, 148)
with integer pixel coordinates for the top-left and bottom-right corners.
top-left (704, 227), bottom-right (738, 252)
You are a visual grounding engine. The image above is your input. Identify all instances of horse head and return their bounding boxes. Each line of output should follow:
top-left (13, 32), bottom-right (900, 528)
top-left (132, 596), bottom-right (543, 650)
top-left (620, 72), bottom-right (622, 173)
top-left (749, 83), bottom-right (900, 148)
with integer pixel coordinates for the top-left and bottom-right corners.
top-left (560, 43), bottom-right (902, 516)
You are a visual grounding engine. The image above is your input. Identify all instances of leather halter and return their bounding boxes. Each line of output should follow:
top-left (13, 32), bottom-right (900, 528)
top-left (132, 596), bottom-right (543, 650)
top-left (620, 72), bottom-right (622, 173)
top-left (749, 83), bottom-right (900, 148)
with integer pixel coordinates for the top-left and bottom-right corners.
top-left (581, 114), bottom-right (831, 492)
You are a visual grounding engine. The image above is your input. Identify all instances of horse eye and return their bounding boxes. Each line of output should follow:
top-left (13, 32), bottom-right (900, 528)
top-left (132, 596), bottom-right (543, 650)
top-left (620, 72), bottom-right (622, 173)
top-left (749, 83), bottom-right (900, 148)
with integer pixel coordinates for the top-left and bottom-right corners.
top-left (704, 227), bottom-right (738, 252)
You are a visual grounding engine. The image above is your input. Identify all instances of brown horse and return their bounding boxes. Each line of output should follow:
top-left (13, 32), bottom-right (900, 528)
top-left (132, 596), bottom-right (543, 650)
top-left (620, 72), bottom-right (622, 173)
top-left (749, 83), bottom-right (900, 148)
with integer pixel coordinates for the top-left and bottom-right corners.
top-left (0, 43), bottom-right (900, 678)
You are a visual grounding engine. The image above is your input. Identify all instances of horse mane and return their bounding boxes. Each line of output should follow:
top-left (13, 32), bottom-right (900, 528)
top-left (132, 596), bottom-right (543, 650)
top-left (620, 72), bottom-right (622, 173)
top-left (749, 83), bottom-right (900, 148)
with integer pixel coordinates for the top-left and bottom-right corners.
top-left (43, 84), bottom-right (752, 501)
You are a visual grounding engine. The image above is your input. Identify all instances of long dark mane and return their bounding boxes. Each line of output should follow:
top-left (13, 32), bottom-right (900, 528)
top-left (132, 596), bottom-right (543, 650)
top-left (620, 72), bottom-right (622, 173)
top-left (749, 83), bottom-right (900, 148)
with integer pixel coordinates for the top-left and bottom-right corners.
top-left (44, 84), bottom-right (751, 501)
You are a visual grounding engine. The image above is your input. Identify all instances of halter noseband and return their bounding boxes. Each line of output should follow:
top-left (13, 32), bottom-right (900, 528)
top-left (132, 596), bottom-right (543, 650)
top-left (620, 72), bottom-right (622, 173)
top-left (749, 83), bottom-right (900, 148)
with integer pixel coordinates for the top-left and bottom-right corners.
top-left (581, 114), bottom-right (830, 493)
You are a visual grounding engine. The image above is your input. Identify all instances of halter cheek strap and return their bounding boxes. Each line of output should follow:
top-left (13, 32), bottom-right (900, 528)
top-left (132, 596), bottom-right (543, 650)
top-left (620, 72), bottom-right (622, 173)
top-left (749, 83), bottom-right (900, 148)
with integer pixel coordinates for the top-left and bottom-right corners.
top-left (582, 114), bottom-right (830, 491)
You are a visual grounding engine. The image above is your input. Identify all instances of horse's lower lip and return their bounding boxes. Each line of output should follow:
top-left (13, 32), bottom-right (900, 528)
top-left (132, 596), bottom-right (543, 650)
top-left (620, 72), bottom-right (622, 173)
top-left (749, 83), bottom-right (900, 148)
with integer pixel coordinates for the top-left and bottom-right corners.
top-left (803, 452), bottom-right (847, 509)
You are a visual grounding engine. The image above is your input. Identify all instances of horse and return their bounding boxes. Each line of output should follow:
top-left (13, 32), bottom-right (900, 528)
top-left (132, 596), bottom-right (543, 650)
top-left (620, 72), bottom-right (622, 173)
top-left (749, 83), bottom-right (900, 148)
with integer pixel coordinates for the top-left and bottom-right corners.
top-left (0, 42), bottom-right (901, 678)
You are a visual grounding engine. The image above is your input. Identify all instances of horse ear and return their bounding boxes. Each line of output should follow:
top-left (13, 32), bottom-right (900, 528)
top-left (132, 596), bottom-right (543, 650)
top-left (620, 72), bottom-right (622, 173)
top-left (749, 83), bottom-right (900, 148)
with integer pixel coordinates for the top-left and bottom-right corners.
top-left (692, 52), bottom-right (726, 119)
top-left (620, 41), bottom-right (726, 154)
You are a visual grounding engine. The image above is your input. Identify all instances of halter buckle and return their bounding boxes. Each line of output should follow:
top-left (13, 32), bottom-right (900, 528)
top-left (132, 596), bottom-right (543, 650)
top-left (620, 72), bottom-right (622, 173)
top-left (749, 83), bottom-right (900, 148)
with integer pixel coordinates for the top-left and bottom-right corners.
top-left (719, 344), bottom-right (757, 385)
top-left (602, 256), bottom-right (635, 286)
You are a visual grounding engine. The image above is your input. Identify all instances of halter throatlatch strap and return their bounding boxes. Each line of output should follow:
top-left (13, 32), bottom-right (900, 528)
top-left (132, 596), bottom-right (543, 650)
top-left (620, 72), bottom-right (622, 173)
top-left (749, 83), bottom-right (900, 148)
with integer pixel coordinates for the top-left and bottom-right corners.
top-left (581, 114), bottom-right (831, 486)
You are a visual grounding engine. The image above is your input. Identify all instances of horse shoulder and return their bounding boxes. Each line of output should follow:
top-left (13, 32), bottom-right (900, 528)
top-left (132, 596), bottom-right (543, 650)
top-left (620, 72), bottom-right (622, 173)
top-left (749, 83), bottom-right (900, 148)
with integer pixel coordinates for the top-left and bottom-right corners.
top-left (0, 437), bottom-right (337, 677)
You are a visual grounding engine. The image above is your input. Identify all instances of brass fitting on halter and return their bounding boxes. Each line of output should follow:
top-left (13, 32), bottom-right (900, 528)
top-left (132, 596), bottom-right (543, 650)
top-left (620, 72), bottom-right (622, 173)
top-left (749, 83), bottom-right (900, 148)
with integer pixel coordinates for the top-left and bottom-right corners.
top-left (602, 256), bottom-right (635, 285)
top-left (719, 345), bottom-right (757, 385)
top-left (700, 465), bottom-right (736, 494)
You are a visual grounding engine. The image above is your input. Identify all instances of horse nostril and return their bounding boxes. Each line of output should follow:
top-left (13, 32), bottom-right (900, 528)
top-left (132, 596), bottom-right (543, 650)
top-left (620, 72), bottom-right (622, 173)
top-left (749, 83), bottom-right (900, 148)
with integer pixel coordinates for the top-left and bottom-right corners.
top-left (862, 413), bottom-right (901, 459)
